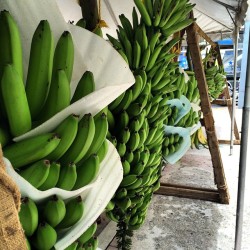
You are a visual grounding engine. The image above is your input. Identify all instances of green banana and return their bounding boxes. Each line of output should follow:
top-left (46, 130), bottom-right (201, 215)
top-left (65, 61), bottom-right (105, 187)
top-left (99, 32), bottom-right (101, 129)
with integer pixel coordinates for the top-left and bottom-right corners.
top-left (131, 75), bottom-right (143, 101)
top-left (106, 34), bottom-right (123, 50)
top-left (76, 18), bottom-right (86, 28)
top-left (116, 197), bottom-right (132, 212)
top-left (127, 131), bottom-right (140, 151)
top-left (25, 20), bottom-right (54, 119)
top-left (112, 89), bottom-right (133, 114)
top-left (60, 113), bottom-right (95, 164)
top-left (153, 0), bottom-right (164, 27)
top-left (130, 161), bottom-right (145, 175)
top-left (129, 118), bottom-right (140, 132)
top-left (0, 124), bottom-right (10, 147)
top-left (71, 71), bottom-right (95, 104)
top-left (39, 161), bottom-right (61, 190)
top-left (144, 0), bottom-right (154, 18)
top-left (80, 112), bottom-right (108, 162)
top-left (19, 159), bottom-right (50, 188)
top-left (57, 196), bottom-right (84, 229)
top-left (126, 102), bottom-right (143, 117)
top-left (52, 30), bottom-right (74, 82)
top-left (19, 197), bottom-right (38, 237)
top-left (132, 40), bottom-right (141, 69)
top-left (137, 128), bottom-right (147, 149)
top-left (115, 188), bottom-right (128, 199)
top-left (126, 176), bottom-right (143, 190)
top-left (149, 30), bottom-right (161, 52)
top-left (117, 142), bottom-right (126, 157)
top-left (122, 158), bottom-right (130, 175)
top-left (132, 6), bottom-right (139, 29)
top-left (48, 114), bottom-right (79, 160)
top-left (146, 43), bottom-right (164, 71)
top-left (56, 163), bottom-right (77, 191)
top-left (65, 241), bottom-right (79, 250)
top-left (134, 0), bottom-right (152, 26)
top-left (140, 46), bottom-right (151, 69)
top-left (107, 108), bottom-right (115, 131)
top-left (120, 174), bottom-right (138, 187)
top-left (117, 109), bottom-right (129, 130)
top-left (118, 127), bottom-right (130, 144)
top-left (0, 10), bottom-right (23, 81)
top-left (96, 139), bottom-right (109, 163)
top-left (39, 69), bottom-right (71, 122)
top-left (43, 195), bottom-right (66, 227)
top-left (78, 222), bottom-right (97, 245)
top-left (32, 222), bottom-right (57, 250)
top-left (1, 64), bottom-right (31, 137)
top-left (3, 133), bottom-right (61, 169)
top-left (119, 14), bottom-right (133, 42)
top-left (74, 154), bottom-right (100, 189)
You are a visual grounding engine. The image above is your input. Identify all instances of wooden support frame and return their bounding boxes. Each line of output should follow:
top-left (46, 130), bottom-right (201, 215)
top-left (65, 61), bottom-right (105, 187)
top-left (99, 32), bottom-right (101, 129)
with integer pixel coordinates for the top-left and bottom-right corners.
top-left (157, 22), bottom-right (230, 204)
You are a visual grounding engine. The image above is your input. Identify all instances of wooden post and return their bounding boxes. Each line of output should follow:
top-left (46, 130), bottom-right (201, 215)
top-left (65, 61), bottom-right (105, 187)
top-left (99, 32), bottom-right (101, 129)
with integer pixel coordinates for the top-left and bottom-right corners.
top-left (79, 0), bottom-right (99, 31)
top-left (186, 22), bottom-right (230, 204)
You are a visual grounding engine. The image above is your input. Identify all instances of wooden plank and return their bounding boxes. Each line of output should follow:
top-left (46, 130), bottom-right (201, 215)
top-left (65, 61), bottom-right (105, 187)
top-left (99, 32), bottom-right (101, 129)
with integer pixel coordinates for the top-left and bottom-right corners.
top-left (194, 23), bottom-right (217, 48)
top-left (186, 22), bottom-right (230, 204)
top-left (218, 139), bottom-right (241, 145)
top-left (155, 183), bottom-right (220, 203)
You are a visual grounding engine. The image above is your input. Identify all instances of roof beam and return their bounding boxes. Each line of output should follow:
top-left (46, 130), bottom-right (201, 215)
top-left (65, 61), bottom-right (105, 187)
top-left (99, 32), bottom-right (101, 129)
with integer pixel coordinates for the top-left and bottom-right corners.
top-left (211, 0), bottom-right (238, 11)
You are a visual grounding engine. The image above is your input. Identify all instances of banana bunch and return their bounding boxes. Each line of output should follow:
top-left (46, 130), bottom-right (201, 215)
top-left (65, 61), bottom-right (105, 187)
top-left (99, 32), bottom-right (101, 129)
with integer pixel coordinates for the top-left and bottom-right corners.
top-left (19, 195), bottom-right (85, 250)
top-left (190, 127), bottom-right (208, 149)
top-left (203, 48), bottom-right (226, 100)
top-left (162, 133), bottom-right (183, 157)
top-left (104, 0), bottom-right (196, 237)
top-left (3, 111), bottom-right (108, 191)
top-left (175, 107), bottom-right (200, 128)
top-left (183, 73), bottom-right (200, 103)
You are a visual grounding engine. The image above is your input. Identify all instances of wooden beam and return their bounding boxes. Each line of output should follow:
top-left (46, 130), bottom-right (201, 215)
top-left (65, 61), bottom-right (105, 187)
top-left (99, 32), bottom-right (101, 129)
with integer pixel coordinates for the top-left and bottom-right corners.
top-left (155, 183), bottom-right (221, 203)
top-left (186, 22), bottom-right (230, 204)
top-left (218, 139), bottom-right (241, 145)
top-left (79, 0), bottom-right (99, 31)
top-left (194, 23), bottom-right (217, 48)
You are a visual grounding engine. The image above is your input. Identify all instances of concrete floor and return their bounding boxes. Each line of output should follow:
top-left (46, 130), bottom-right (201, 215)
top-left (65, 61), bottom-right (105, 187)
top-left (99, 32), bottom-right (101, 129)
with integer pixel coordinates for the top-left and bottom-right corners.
top-left (99, 105), bottom-right (250, 250)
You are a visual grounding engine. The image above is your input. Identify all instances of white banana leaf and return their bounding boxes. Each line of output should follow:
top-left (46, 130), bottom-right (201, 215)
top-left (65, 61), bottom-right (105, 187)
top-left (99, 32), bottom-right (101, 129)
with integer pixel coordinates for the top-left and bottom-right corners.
top-left (0, 0), bottom-right (135, 141)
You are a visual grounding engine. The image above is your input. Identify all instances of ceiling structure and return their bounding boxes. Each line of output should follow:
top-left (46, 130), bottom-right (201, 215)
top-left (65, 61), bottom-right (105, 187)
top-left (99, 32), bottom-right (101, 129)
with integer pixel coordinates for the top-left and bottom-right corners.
top-left (56, 0), bottom-right (249, 41)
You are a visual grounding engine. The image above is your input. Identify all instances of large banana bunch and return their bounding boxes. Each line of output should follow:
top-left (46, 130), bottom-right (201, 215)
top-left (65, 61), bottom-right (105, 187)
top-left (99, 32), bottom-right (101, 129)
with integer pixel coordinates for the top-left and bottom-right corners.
top-left (0, 12), bottom-right (109, 192)
top-left (103, 0), bottom-right (196, 243)
top-left (19, 195), bottom-right (96, 250)
top-left (203, 48), bottom-right (226, 100)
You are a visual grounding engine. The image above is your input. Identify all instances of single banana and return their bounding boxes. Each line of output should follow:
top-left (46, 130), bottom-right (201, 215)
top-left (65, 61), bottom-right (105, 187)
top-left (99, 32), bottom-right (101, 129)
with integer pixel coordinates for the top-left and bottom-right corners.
top-left (78, 222), bottom-right (97, 245)
top-left (116, 109), bottom-right (129, 130)
top-left (0, 124), bottom-right (10, 147)
top-left (134, 0), bottom-right (152, 26)
top-left (115, 187), bottom-right (128, 199)
top-left (117, 142), bottom-right (126, 157)
top-left (115, 197), bottom-right (132, 212)
top-left (126, 102), bottom-right (143, 117)
top-left (19, 197), bottom-right (38, 237)
top-left (25, 20), bottom-right (54, 119)
top-left (120, 174), bottom-right (138, 187)
top-left (129, 118), bottom-right (140, 132)
top-left (43, 195), bottom-right (66, 227)
top-left (119, 14), bottom-right (133, 42)
top-left (73, 154), bottom-right (100, 189)
top-left (48, 114), bottom-right (79, 160)
top-left (60, 113), bottom-right (95, 164)
top-left (122, 158), bottom-right (131, 176)
top-left (19, 159), bottom-right (50, 188)
top-left (107, 109), bottom-right (115, 132)
top-left (132, 6), bottom-right (139, 30)
top-left (132, 40), bottom-right (141, 70)
top-left (76, 18), bottom-right (86, 28)
top-left (131, 75), bottom-right (143, 102)
top-left (71, 71), bottom-right (95, 104)
top-left (140, 46), bottom-right (151, 69)
top-left (39, 161), bottom-right (61, 190)
top-left (39, 69), bottom-right (71, 122)
top-left (65, 241), bottom-right (79, 250)
top-left (112, 89), bottom-right (133, 114)
top-left (118, 127), bottom-right (130, 144)
top-left (32, 222), bottom-right (57, 250)
top-left (105, 200), bottom-right (115, 212)
top-left (1, 64), bottom-right (32, 137)
top-left (3, 133), bottom-right (61, 169)
top-left (56, 163), bottom-right (77, 190)
top-left (96, 139), bottom-right (109, 163)
top-left (127, 131), bottom-right (140, 151)
top-left (144, 0), bottom-right (154, 18)
top-left (57, 196), bottom-right (84, 229)
top-left (0, 10), bottom-right (23, 81)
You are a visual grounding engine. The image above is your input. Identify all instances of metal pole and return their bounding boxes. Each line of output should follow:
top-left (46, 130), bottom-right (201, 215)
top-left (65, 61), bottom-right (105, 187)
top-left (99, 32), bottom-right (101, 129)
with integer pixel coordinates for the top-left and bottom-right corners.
top-left (230, 26), bottom-right (239, 155)
top-left (234, 26), bottom-right (250, 250)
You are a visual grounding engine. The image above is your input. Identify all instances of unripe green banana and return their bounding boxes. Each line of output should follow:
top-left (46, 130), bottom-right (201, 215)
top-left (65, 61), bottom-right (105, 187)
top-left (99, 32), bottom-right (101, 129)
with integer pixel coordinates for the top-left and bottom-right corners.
top-left (115, 187), bottom-right (128, 199)
top-left (74, 154), bottom-right (100, 189)
top-left (117, 142), bottom-right (126, 157)
top-left (52, 30), bottom-right (74, 82)
top-left (0, 124), bottom-right (10, 147)
top-left (146, 43), bottom-right (164, 71)
top-left (140, 46), bottom-right (151, 69)
top-left (129, 118), bottom-right (140, 132)
top-left (78, 222), bottom-right (97, 245)
top-left (153, 0), bottom-right (164, 27)
top-left (60, 113), bottom-right (95, 164)
top-left (56, 163), bottom-right (77, 190)
top-left (107, 109), bottom-right (115, 132)
top-left (118, 127), bottom-right (130, 144)
top-left (137, 128), bottom-right (147, 149)
top-left (130, 161), bottom-right (145, 175)
top-left (71, 71), bottom-right (95, 104)
top-left (19, 197), bottom-right (38, 237)
top-left (131, 149), bottom-right (141, 166)
top-left (112, 89), bottom-right (133, 114)
top-left (122, 158), bottom-right (130, 176)
top-left (39, 161), bottom-right (61, 190)
top-left (0, 10), bottom-right (23, 81)
top-left (87, 236), bottom-right (98, 250)
top-left (25, 20), bottom-right (54, 119)
top-left (105, 200), bottom-right (115, 212)
top-left (80, 112), bottom-right (108, 162)
top-left (124, 149), bottom-right (134, 164)
top-left (134, 0), bottom-right (152, 26)
top-left (132, 40), bottom-right (141, 69)
top-left (119, 14), bottom-right (133, 42)
top-left (116, 109), bottom-right (129, 130)
top-left (48, 114), bottom-right (79, 160)
top-left (40, 69), bottom-right (71, 122)
top-left (19, 159), bottom-right (50, 188)
top-left (115, 197), bottom-right (132, 212)
top-left (97, 139), bottom-right (109, 163)
top-left (3, 133), bottom-right (60, 169)
top-left (65, 241), bottom-right (79, 250)
top-left (127, 131), bottom-right (140, 151)
top-left (43, 195), bottom-right (66, 227)
top-left (1, 64), bottom-right (31, 137)
top-left (131, 75), bottom-right (143, 101)
top-left (32, 222), bottom-right (57, 250)
top-left (120, 174), bottom-right (138, 187)
top-left (126, 102), bottom-right (143, 117)
top-left (57, 196), bottom-right (84, 229)
top-left (126, 176), bottom-right (143, 190)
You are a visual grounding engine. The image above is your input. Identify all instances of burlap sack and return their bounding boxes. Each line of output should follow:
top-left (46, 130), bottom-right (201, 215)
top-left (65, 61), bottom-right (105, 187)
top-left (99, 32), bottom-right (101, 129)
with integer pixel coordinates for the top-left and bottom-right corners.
top-left (0, 145), bottom-right (27, 250)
